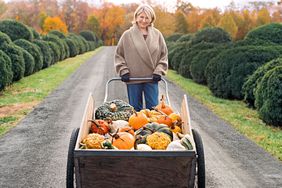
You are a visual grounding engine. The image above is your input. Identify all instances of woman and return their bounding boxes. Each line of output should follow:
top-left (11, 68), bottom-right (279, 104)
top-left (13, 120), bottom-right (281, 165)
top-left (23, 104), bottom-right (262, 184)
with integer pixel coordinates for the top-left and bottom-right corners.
top-left (114, 4), bottom-right (168, 111)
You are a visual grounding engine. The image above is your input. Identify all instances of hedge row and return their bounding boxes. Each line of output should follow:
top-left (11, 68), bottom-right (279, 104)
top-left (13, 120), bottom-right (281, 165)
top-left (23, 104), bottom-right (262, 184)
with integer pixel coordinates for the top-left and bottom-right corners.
top-left (167, 23), bottom-right (282, 126)
top-left (0, 19), bottom-right (102, 93)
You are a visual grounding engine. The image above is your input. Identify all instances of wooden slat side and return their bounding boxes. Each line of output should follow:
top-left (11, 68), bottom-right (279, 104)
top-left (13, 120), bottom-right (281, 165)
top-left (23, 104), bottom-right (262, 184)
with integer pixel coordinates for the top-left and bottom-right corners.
top-left (75, 93), bottom-right (94, 150)
top-left (180, 94), bottom-right (192, 135)
top-left (77, 156), bottom-right (194, 188)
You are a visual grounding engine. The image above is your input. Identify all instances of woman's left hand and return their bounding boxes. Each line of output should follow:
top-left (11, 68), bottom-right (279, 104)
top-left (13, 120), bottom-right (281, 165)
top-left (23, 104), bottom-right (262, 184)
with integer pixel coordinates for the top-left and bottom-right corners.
top-left (152, 74), bottom-right (161, 82)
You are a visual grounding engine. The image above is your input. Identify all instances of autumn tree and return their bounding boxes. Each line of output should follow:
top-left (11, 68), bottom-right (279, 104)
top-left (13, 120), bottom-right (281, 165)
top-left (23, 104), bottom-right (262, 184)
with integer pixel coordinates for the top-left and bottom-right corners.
top-left (42, 16), bottom-right (68, 34)
top-left (174, 10), bottom-right (188, 34)
top-left (94, 3), bottom-right (126, 45)
top-left (256, 8), bottom-right (271, 26)
top-left (217, 12), bottom-right (238, 40)
top-left (199, 8), bottom-right (220, 29)
top-left (86, 15), bottom-right (101, 38)
top-left (154, 6), bottom-right (175, 37)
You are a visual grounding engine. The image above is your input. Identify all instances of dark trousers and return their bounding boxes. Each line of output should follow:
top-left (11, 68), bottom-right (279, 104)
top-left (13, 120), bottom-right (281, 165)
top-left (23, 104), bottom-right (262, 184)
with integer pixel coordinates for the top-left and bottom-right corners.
top-left (127, 82), bottom-right (159, 111)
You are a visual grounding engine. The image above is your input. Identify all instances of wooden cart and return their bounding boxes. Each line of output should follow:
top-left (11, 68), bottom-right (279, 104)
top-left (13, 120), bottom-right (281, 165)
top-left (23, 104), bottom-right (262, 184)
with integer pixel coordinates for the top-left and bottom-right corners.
top-left (66, 78), bottom-right (205, 188)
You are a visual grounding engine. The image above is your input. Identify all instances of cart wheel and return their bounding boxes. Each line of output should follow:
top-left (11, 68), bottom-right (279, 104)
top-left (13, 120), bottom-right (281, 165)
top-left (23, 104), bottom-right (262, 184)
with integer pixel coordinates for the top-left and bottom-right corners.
top-left (66, 128), bottom-right (79, 188)
top-left (192, 129), bottom-right (205, 188)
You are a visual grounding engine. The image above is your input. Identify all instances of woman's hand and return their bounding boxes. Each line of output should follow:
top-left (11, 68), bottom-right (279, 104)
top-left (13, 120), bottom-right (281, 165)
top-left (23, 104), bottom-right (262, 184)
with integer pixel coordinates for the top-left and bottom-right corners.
top-left (152, 74), bottom-right (161, 82)
top-left (121, 73), bottom-right (130, 82)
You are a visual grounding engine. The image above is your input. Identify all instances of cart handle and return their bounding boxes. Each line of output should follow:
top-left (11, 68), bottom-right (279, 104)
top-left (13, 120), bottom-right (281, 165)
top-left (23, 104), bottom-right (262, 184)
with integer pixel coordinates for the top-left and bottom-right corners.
top-left (104, 77), bottom-right (171, 106)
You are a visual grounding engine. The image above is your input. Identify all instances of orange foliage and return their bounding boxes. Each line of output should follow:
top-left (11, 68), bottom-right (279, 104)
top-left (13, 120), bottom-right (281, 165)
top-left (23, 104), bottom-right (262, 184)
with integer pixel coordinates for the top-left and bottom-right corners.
top-left (42, 16), bottom-right (68, 34)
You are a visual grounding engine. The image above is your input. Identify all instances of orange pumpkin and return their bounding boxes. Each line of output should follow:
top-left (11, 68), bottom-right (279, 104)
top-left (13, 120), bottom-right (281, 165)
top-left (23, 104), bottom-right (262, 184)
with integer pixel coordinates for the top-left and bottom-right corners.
top-left (168, 113), bottom-right (182, 126)
top-left (155, 95), bottom-right (173, 115)
top-left (89, 119), bottom-right (110, 135)
top-left (128, 111), bottom-right (149, 130)
top-left (119, 126), bottom-right (135, 136)
top-left (157, 115), bottom-right (173, 127)
top-left (112, 132), bottom-right (135, 150)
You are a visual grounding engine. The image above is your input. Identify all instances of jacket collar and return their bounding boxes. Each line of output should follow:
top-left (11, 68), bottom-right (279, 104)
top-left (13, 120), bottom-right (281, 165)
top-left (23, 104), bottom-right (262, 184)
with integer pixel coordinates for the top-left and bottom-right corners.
top-left (129, 24), bottom-right (158, 69)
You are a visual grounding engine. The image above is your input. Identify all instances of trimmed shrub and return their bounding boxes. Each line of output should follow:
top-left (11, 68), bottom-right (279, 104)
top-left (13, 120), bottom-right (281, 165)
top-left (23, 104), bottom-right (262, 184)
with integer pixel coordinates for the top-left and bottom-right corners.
top-left (14, 39), bottom-right (43, 72)
top-left (235, 38), bottom-right (276, 47)
top-left (43, 34), bottom-right (66, 60)
top-left (190, 48), bottom-right (222, 84)
top-left (171, 47), bottom-right (187, 71)
top-left (21, 49), bottom-right (35, 76)
top-left (62, 39), bottom-right (70, 59)
top-left (78, 35), bottom-right (89, 52)
top-left (168, 42), bottom-right (188, 69)
top-left (245, 23), bottom-right (282, 45)
top-left (68, 33), bottom-right (84, 54)
top-left (206, 46), bottom-right (282, 99)
top-left (80, 30), bottom-right (97, 42)
top-left (49, 30), bottom-right (66, 39)
top-left (255, 66), bottom-right (282, 126)
top-left (47, 41), bottom-right (60, 64)
top-left (191, 27), bottom-right (232, 45)
top-left (30, 28), bottom-right (40, 39)
top-left (0, 50), bottom-right (13, 90)
top-left (0, 32), bottom-right (12, 46)
top-left (166, 33), bottom-right (183, 42)
top-left (0, 44), bottom-right (25, 81)
top-left (243, 58), bottom-right (282, 107)
top-left (0, 19), bottom-right (33, 41)
top-left (65, 38), bottom-right (79, 57)
top-left (88, 41), bottom-right (96, 51)
top-left (176, 34), bottom-right (193, 42)
top-left (178, 42), bottom-right (220, 78)
top-left (33, 40), bottom-right (53, 69)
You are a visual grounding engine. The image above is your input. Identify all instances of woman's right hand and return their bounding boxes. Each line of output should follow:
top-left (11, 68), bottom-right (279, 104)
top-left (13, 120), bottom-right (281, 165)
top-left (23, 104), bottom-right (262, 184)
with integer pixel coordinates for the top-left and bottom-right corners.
top-left (121, 73), bottom-right (130, 82)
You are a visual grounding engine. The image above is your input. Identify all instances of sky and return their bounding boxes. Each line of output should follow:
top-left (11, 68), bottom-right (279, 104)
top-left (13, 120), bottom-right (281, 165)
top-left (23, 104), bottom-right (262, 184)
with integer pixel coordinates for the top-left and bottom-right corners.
top-left (101, 0), bottom-right (278, 11)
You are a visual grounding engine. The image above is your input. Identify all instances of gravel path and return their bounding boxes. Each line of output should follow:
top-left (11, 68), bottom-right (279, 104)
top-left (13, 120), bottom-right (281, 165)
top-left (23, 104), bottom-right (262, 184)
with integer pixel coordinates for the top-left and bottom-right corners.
top-left (0, 46), bottom-right (281, 188)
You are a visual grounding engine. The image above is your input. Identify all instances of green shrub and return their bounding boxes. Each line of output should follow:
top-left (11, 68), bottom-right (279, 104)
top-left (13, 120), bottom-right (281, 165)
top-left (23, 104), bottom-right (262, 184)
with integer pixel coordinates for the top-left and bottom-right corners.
top-left (14, 39), bottom-right (43, 72)
top-left (30, 28), bottom-right (40, 39)
top-left (191, 27), bottom-right (232, 45)
top-left (62, 39), bottom-right (70, 59)
top-left (33, 40), bottom-right (53, 69)
top-left (68, 33), bottom-right (84, 54)
top-left (176, 34), bottom-right (193, 42)
top-left (190, 48), bottom-right (222, 84)
top-left (0, 19), bottom-right (33, 41)
top-left (80, 30), bottom-right (97, 42)
top-left (171, 47), bottom-right (187, 71)
top-left (255, 66), bottom-right (282, 126)
top-left (65, 38), bottom-right (78, 57)
top-left (21, 49), bottom-right (35, 76)
top-left (166, 33), bottom-right (183, 42)
top-left (48, 30), bottom-right (66, 39)
top-left (243, 58), bottom-right (282, 107)
top-left (88, 41), bottom-right (96, 51)
top-left (168, 42), bottom-right (188, 69)
top-left (245, 23), bottom-right (282, 45)
top-left (0, 44), bottom-right (25, 81)
top-left (78, 35), bottom-right (89, 52)
top-left (178, 42), bottom-right (220, 78)
top-left (0, 50), bottom-right (13, 90)
top-left (43, 34), bottom-right (66, 60)
top-left (206, 46), bottom-right (282, 99)
top-left (0, 32), bottom-right (12, 46)
top-left (47, 41), bottom-right (60, 64)
top-left (235, 38), bottom-right (276, 47)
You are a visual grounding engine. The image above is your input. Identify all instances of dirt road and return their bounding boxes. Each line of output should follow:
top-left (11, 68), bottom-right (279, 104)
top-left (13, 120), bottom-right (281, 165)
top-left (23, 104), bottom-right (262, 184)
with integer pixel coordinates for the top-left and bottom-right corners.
top-left (0, 47), bottom-right (281, 188)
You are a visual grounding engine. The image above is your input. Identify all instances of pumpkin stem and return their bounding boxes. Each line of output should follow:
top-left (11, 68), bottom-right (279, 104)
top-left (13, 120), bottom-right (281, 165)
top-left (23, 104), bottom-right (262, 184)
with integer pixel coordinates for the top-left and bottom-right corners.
top-left (153, 107), bottom-right (168, 117)
top-left (160, 95), bottom-right (166, 108)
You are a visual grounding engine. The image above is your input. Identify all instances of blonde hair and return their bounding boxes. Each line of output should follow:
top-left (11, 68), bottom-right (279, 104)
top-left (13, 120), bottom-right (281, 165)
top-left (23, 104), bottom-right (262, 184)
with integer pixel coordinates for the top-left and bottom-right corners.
top-left (132, 4), bottom-right (156, 26)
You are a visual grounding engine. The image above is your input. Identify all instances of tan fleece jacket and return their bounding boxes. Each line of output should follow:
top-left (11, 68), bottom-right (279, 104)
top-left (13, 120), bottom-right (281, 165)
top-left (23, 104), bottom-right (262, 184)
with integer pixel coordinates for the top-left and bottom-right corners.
top-left (114, 24), bottom-right (168, 83)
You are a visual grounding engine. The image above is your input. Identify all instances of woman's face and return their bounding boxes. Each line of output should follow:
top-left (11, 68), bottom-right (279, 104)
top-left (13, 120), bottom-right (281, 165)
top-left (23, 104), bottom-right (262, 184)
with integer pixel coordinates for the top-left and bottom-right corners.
top-left (136, 11), bottom-right (150, 29)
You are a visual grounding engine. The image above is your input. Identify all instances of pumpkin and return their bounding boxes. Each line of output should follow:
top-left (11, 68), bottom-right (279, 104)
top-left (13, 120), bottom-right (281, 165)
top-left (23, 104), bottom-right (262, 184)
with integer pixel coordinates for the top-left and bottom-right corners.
top-left (95, 99), bottom-right (134, 121)
top-left (171, 124), bottom-right (182, 134)
top-left (119, 126), bottom-right (135, 136)
top-left (81, 133), bottom-right (105, 149)
top-left (168, 113), bottom-right (182, 126)
top-left (111, 131), bottom-right (135, 150)
top-left (136, 144), bottom-right (152, 151)
top-left (128, 111), bottom-right (149, 130)
top-left (140, 109), bottom-right (161, 122)
top-left (109, 120), bottom-right (129, 133)
top-left (89, 119), bottom-right (110, 135)
top-left (146, 132), bottom-right (171, 150)
top-left (178, 133), bottom-right (194, 150)
top-left (157, 115), bottom-right (173, 127)
top-left (135, 123), bottom-right (173, 145)
top-left (166, 140), bottom-right (186, 151)
top-left (155, 95), bottom-right (173, 115)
